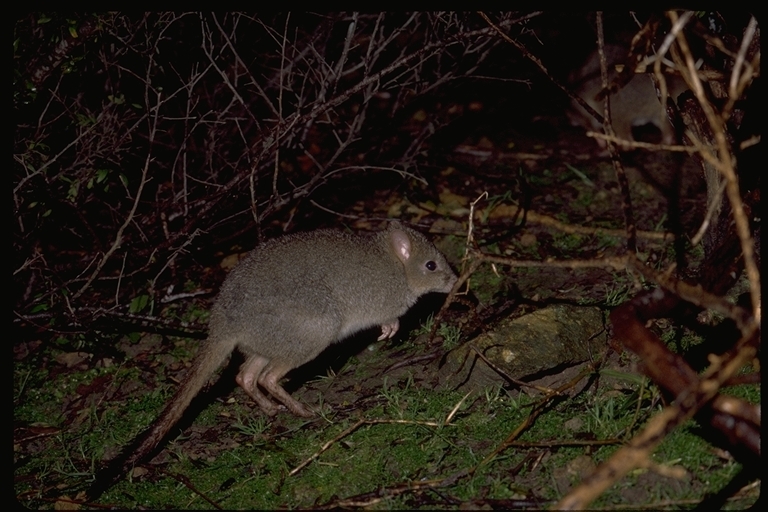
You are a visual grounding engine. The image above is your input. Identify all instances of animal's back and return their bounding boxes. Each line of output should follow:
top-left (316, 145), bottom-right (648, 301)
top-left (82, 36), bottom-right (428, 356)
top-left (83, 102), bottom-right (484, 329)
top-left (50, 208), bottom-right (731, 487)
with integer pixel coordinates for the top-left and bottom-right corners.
top-left (209, 229), bottom-right (409, 365)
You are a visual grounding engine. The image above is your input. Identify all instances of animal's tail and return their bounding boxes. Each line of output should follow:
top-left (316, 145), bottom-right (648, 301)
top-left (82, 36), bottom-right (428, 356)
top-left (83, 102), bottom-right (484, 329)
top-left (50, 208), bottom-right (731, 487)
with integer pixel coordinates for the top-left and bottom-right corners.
top-left (86, 335), bottom-right (235, 501)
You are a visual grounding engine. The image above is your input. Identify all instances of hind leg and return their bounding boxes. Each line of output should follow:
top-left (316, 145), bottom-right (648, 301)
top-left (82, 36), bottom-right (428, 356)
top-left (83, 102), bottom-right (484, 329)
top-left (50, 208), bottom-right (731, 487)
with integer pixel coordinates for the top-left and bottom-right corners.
top-left (258, 360), bottom-right (313, 418)
top-left (236, 355), bottom-right (279, 416)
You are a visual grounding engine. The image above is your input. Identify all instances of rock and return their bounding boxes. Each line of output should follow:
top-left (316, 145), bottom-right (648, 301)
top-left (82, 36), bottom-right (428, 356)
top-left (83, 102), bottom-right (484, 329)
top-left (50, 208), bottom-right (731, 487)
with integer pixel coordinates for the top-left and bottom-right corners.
top-left (438, 304), bottom-right (607, 391)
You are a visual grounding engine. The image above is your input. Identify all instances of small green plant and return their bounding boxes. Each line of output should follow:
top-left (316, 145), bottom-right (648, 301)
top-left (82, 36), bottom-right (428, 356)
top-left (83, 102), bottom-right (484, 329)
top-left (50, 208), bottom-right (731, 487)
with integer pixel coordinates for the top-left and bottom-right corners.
top-left (379, 374), bottom-right (416, 417)
top-left (467, 265), bottom-right (508, 304)
top-left (602, 278), bottom-right (637, 307)
top-left (14, 368), bottom-right (33, 402)
top-left (595, 230), bottom-right (621, 250)
top-left (526, 167), bottom-right (556, 187)
top-left (565, 163), bottom-right (596, 188)
top-left (586, 395), bottom-right (618, 435)
top-left (552, 233), bottom-right (585, 252)
top-left (314, 395), bottom-right (335, 424)
top-left (438, 323), bottom-right (461, 350)
top-left (603, 284), bottom-right (630, 306)
top-left (232, 413), bottom-right (268, 437)
top-left (483, 384), bottom-right (507, 405)
top-left (413, 313), bottom-right (434, 336)
top-left (660, 325), bottom-right (705, 354)
top-left (411, 317), bottom-right (460, 350)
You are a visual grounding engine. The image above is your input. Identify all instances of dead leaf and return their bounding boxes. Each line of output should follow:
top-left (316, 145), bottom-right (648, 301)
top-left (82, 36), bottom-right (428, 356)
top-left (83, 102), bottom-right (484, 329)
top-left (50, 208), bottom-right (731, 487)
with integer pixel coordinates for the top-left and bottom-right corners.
top-left (54, 352), bottom-right (90, 368)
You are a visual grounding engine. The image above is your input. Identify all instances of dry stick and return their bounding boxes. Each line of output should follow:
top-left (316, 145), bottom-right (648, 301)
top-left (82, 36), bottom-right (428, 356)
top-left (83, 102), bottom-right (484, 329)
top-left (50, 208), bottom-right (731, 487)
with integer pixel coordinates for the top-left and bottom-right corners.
top-left (557, 406), bottom-right (683, 510)
top-left (476, 11), bottom-right (604, 125)
top-left (270, 13), bottom-right (290, 204)
top-left (201, 16), bottom-right (272, 225)
top-left (297, 14), bottom-right (542, 132)
top-left (428, 259), bottom-right (480, 343)
top-left (332, 12), bottom-right (357, 92)
top-left (612, 285), bottom-right (759, 448)
top-left (468, 344), bottom-right (559, 395)
top-left (149, 228), bottom-right (202, 295)
top-left (627, 254), bottom-right (751, 332)
top-left (159, 470), bottom-right (222, 510)
top-left (311, 369), bottom-right (569, 509)
top-left (288, 418), bottom-right (366, 477)
top-left (114, 253), bottom-right (127, 306)
top-left (210, 13), bottom-right (279, 119)
top-left (622, 258), bottom-right (760, 432)
top-left (668, 10), bottom-right (760, 322)
top-left (384, 352), bottom-right (443, 375)
top-left (71, 95), bottom-right (158, 301)
top-left (596, 12), bottom-right (637, 254)
top-left (309, 164), bottom-right (430, 185)
top-left (308, 200), bottom-right (363, 219)
top-left (504, 439), bottom-right (620, 449)
top-left (182, 15), bottom-right (540, 236)
top-left (480, 203), bottom-right (670, 241)
top-left (587, 132), bottom-right (696, 153)
top-left (13, 252), bottom-right (44, 276)
top-left (446, 391), bottom-right (473, 424)
top-left (556, 243), bottom-right (760, 510)
top-left (314, 469), bottom-right (472, 510)
top-left (13, 112), bottom-right (104, 198)
top-left (725, 16), bottom-right (758, 122)
top-left (556, 323), bottom-right (758, 510)
top-left (476, 253), bottom-right (628, 272)
top-left (462, 191), bottom-right (488, 278)
top-left (426, 192), bottom-right (488, 342)
top-left (480, 358), bottom-right (603, 469)
top-left (199, 15), bottom-right (257, 124)
top-left (289, 414), bottom-right (455, 478)
top-left (479, 12), bottom-right (642, 253)
top-left (690, 179), bottom-right (728, 247)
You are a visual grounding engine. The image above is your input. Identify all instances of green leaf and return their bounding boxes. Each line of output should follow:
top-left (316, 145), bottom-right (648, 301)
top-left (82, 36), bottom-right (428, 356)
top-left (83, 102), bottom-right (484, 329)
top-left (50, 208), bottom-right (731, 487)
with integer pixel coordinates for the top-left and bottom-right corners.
top-left (67, 180), bottom-right (80, 201)
top-left (30, 303), bottom-right (49, 313)
top-left (129, 294), bottom-right (150, 314)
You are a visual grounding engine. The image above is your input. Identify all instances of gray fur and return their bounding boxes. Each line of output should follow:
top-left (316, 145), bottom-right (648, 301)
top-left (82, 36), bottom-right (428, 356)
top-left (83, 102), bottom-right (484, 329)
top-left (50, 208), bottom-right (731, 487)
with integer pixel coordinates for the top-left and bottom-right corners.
top-left (88, 221), bottom-right (456, 499)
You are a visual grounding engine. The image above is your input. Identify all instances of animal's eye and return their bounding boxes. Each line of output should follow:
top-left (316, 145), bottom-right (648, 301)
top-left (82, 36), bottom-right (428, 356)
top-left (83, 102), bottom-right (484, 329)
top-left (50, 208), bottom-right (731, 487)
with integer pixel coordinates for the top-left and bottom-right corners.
top-left (425, 260), bottom-right (437, 271)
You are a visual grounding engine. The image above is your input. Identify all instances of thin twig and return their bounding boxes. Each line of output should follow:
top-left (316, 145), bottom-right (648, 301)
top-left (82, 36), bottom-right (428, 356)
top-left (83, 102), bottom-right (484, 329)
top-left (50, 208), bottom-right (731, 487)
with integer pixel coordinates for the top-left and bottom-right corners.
top-left (72, 95), bottom-right (158, 300)
top-left (289, 417), bottom-right (450, 477)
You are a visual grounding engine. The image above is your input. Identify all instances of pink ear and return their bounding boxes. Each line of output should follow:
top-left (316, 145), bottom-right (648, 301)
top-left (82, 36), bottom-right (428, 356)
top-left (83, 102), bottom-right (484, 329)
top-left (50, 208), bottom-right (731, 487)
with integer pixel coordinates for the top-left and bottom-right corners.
top-left (390, 229), bottom-right (412, 263)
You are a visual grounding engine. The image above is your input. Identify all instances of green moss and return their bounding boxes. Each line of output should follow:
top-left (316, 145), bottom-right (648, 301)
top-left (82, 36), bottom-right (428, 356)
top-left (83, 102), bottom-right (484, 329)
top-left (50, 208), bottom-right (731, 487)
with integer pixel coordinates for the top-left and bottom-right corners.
top-left (14, 320), bottom-right (759, 510)
top-left (552, 233), bottom-right (585, 252)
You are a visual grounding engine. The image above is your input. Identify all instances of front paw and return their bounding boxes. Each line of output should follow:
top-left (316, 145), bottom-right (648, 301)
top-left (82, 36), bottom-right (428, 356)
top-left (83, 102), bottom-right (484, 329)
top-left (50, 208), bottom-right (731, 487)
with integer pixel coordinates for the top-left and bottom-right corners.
top-left (377, 319), bottom-right (400, 340)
